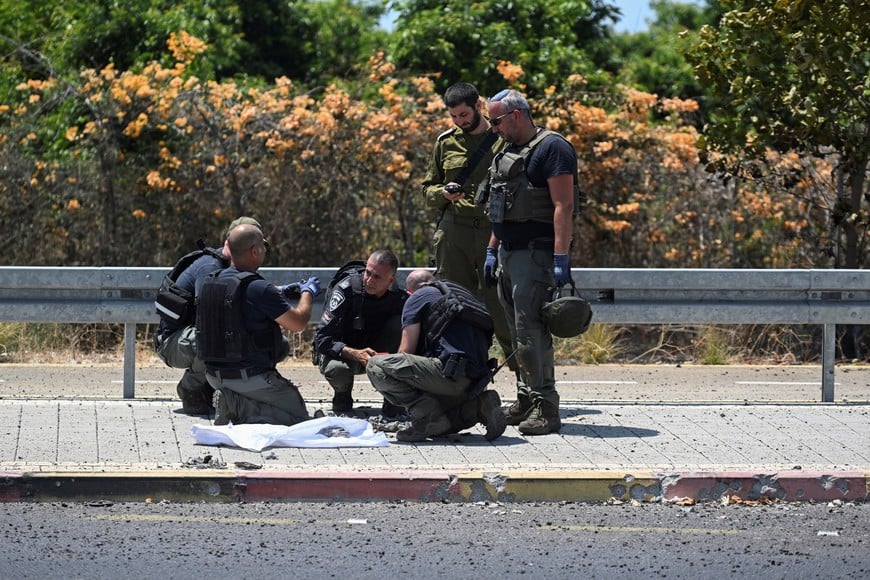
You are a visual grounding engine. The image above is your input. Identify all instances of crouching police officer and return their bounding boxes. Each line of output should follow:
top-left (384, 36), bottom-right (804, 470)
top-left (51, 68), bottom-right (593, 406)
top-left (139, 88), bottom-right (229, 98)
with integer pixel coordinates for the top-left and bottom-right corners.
top-left (366, 269), bottom-right (506, 442)
top-left (313, 249), bottom-right (407, 416)
top-left (197, 224), bottom-right (321, 425)
top-left (154, 216), bottom-right (261, 414)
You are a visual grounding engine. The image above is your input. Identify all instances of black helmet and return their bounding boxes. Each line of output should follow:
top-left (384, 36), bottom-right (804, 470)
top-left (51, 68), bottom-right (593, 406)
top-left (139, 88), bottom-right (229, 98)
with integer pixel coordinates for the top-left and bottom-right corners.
top-left (542, 284), bottom-right (592, 338)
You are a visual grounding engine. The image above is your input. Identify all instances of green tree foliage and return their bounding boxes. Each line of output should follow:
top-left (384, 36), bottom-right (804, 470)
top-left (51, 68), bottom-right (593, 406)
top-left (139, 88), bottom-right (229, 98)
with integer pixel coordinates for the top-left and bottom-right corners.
top-left (0, 0), bottom-right (244, 78)
top-left (686, 0), bottom-right (870, 267)
top-left (230, 0), bottom-right (388, 84)
top-left (388, 0), bottom-right (621, 96)
top-left (614, 1), bottom-right (725, 101)
top-left (0, 0), bottom-right (387, 86)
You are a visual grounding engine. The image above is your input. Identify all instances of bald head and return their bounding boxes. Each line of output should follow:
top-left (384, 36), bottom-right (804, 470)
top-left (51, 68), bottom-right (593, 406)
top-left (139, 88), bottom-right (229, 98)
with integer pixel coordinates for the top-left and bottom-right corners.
top-left (227, 224), bottom-right (267, 271)
top-left (406, 269), bottom-right (436, 293)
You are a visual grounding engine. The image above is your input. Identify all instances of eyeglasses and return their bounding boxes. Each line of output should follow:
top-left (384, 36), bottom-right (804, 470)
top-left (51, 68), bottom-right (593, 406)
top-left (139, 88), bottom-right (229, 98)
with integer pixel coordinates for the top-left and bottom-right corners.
top-left (491, 108), bottom-right (528, 127)
top-left (490, 110), bottom-right (515, 127)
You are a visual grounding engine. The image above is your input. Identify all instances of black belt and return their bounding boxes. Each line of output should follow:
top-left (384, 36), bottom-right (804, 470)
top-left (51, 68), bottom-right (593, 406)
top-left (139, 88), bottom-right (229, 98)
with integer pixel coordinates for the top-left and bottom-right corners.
top-left (501, 239), bottom-right (554, 252)
top-left (207, 367), bottom-right (271, 380)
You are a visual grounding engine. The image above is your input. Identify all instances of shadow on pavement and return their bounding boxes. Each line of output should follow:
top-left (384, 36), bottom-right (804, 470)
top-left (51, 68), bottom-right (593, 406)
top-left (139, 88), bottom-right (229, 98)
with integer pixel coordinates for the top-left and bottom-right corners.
top-left (560, 423), bottom-right (659, 438)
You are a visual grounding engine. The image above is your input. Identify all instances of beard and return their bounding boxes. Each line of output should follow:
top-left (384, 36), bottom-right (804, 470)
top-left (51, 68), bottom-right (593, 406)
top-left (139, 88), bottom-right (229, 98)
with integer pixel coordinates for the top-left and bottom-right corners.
top-left (463, 110), bottom-right (483, 132)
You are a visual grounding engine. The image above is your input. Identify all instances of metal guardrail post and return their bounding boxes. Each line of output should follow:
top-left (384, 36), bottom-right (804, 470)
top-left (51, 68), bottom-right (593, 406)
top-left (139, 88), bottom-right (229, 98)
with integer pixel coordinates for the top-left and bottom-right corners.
top-left (822, 324), bottom-right (836, 402)
top-left (123, 323), bottom-right (136, 399)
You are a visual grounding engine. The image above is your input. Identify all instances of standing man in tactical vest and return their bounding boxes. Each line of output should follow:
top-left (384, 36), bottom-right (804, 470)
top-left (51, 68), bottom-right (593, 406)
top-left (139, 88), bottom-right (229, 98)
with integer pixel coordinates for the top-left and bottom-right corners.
top-left (154, 216), bottom-right (260, 415)
top-left (366, 269), bottom-right (506, 442)
top-left (198, 224), bottom-right (321, 425)
top-left (421, 83), bottom-right (514, 372)
top-left (313, 249), bottom-right (407, 416)
top-left (483, 89), bottom-right (582, 435)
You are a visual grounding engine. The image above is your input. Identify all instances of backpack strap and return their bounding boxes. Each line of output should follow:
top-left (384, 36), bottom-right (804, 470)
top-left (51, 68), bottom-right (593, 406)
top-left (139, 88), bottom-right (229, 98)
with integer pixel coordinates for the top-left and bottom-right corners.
top-left (454, 130), bottom-right (499, 188)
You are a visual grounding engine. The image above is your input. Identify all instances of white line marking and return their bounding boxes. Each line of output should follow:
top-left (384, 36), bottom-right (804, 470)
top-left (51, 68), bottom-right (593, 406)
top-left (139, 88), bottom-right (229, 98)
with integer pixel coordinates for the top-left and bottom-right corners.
top-left (557, 380), bottom-right (638, 385)
top-left (111, 380), bottom-right (176, 384)
top-left (734, 381), bottom-right (828, 386)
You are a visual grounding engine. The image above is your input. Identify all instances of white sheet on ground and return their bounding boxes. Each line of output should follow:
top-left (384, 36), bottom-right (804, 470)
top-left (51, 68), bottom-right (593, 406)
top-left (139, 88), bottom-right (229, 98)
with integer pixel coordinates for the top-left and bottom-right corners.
top-left (189, 416), bottom-right (389, 452)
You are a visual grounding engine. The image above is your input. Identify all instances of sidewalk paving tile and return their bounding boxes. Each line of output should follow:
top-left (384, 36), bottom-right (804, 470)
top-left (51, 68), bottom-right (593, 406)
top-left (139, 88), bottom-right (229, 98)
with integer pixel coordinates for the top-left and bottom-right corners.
top-left (1, 398), bottom-right (868, 503)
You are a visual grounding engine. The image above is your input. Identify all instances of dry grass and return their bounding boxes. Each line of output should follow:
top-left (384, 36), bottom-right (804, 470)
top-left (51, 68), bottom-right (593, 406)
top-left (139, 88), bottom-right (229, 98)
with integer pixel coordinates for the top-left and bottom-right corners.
top-left (0, 321), bottom-right (858, 366)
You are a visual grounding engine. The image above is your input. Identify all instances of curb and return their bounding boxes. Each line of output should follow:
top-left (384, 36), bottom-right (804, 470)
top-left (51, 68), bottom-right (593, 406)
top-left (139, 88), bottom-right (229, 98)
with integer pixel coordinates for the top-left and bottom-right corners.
top-left (2, 470), bottom-right (867, 504)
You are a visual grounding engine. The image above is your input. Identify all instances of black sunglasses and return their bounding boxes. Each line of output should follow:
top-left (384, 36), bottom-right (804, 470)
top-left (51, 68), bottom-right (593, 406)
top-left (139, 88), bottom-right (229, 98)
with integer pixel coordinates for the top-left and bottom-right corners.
top-left (490, 110), bottom-right (514, 127)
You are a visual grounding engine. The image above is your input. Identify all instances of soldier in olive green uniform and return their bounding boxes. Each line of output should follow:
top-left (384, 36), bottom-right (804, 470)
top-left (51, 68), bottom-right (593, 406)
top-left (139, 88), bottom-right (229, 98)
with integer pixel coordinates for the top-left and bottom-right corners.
top-left (421, 82), bottom-right (514, 369)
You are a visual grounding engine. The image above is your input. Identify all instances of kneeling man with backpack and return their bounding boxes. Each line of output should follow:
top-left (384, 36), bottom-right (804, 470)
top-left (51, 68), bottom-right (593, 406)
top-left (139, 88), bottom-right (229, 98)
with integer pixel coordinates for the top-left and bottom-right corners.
top-left (366, 269), bottom-right (506, 442)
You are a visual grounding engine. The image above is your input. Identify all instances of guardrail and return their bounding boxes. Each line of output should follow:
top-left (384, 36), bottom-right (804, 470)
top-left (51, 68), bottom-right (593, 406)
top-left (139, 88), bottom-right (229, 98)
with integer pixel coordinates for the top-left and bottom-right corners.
top-left (1, 267), bottom-right (868, 402)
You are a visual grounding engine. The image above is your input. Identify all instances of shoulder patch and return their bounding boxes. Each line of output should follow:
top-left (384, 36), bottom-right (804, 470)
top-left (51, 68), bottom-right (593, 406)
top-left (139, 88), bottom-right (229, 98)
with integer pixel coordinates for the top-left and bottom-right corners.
top-left (437, 127), bottom-right (458, 141)
top-left (327, 288), bottom-right (346, 312)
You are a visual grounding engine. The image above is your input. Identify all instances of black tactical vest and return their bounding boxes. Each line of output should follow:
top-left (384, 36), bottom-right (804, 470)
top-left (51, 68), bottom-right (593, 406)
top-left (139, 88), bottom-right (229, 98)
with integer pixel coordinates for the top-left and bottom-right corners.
top-left (422, 280), bottom-right (494, 350)
top-left (196, 271), bottom-right (282, 364)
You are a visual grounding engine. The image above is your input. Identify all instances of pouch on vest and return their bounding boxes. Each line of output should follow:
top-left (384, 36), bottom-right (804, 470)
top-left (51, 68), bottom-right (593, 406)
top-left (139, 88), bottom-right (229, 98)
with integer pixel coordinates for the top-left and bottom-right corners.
top-left (423, 280), bottom-right (494, 349)
top-left (486, 183), bottom-right (508, 223)
top-left (154, 242), bottom-right (226, 330)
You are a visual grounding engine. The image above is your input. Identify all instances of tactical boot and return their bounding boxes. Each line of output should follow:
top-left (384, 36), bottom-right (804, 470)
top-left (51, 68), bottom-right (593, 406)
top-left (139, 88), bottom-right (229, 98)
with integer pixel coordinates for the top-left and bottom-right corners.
top-left (332, 392), bottom-right (354, 414)
top-left (518, 400), bottom-right (561, 435)
top-left (381, 399), bottom-right (406, 419)
top-left (212, 390), bottom-right (237, 426)
top-left (396, 414), bottom-right (452, 442)
top-left (177, 384), bottom-right (215, 415)
top-left (477, 390), bottom-right (507, 441)
top-left (504, 394), bottom-right (532, 426)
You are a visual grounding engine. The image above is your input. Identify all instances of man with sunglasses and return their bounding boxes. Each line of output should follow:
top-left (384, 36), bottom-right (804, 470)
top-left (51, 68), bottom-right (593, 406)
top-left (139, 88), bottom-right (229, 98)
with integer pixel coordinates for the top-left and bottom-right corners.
top-left (198, 224), bottom-right (321, 426)
top-left (482, 89), bottom-right (582, 435)
top-left (420, 83), bottom-right (515, 375)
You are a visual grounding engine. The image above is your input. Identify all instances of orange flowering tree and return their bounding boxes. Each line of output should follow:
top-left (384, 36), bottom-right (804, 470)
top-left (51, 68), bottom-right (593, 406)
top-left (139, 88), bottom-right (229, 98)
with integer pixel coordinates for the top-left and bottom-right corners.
top-left (0, 32), bottom-right (841, 273)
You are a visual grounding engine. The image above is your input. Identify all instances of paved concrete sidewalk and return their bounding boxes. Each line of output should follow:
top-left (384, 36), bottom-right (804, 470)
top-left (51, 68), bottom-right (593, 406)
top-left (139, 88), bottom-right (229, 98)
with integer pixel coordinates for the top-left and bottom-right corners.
top-left (1, 397), bottom-right (867, 504)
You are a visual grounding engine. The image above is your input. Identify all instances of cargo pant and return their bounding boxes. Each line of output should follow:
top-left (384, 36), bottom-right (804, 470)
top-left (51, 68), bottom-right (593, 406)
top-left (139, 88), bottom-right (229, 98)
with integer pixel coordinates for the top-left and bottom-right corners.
top-left (496, 244), bottom-right (559, 407)
top-left (433, 213), bottom-right (516, 369)
top-left (155, 325), bottom-right (212, 400)
top-left (366, 353), bottom-right (480, 431)
top-left (205, 369), bottom-right (309, 425)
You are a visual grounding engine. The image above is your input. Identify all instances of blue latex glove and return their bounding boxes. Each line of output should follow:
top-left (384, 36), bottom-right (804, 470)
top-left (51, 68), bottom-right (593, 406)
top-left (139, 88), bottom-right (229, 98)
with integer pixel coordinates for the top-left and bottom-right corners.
top-left (553, 253), bottom-right (572, 287)
top-left (484, 246), bottom-right (498, 288)
top-left (299, 276), bottom-right (322, 297)
top-left (279, 282), bottom-right (302, 300)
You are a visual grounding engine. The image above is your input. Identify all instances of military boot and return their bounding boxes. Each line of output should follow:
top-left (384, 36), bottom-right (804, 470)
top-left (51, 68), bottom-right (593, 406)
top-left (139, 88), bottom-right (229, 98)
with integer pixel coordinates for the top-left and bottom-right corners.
top-left (331, 392), bottom-right (354, 415)
top-left (518, 400), bottom-right (561, 435)
top-left (381, 399), bottom-right (406, 419)
top-left (504, 393), bottom-right (532, 426)
top-left (396, 414), bottom-right (452, 442)
top-left (177, 384), bottom-right (215, 415)
top-left (212, 390), bottom-right (237, 426)
top-left (477, 390), bottom-right (507, 441)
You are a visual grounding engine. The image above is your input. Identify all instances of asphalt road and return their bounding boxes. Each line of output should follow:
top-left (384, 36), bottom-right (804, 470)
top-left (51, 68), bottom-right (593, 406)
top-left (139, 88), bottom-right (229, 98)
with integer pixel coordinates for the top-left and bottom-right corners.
top-left (1, 361), bottom-right (868, 403)
top-left (1, 500), bottom-right (867, 578)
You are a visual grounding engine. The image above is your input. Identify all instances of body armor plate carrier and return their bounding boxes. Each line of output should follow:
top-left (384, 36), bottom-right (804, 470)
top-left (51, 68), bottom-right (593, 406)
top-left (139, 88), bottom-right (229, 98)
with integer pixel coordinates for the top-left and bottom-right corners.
top-left (196, 271), bottom-right (282, 364)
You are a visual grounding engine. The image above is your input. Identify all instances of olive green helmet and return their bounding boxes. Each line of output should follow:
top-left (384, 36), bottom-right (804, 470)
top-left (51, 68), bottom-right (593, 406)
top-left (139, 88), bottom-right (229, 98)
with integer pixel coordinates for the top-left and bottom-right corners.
top-left (542, 284), bottom-right (592, 338)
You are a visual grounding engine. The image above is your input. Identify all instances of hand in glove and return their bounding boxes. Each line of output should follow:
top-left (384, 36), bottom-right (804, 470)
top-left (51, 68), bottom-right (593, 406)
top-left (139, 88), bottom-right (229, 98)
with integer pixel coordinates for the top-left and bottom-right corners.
top-left (279, 282), bottom-right (302, 300)
top-left (553, 253), bottom-right (572, 287)
top-left (483, 246), bottom-right (498, 288)
top-left (299, 276), bottom-right (322, 297)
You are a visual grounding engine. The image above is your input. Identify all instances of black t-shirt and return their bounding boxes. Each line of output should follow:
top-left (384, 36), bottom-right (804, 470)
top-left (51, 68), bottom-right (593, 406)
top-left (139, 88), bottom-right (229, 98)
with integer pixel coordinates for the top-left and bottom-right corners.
top-left (492, 131), bottom-right (577, 244)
